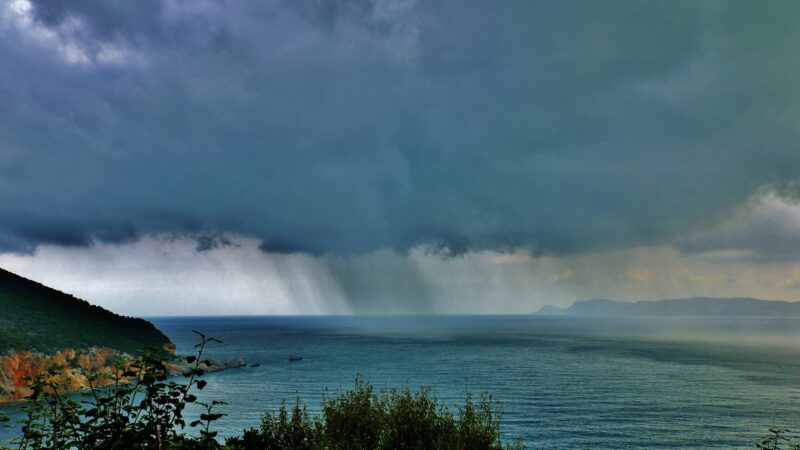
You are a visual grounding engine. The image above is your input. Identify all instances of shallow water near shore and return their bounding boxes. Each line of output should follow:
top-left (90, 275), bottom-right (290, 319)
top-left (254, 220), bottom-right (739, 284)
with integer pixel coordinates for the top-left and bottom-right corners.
top-left (4, 315), bottom-right (800, 448)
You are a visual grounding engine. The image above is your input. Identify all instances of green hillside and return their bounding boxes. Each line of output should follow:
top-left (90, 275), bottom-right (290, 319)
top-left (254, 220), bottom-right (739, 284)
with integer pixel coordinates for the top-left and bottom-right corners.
top-left (0, 267), bottom-right (171, 355)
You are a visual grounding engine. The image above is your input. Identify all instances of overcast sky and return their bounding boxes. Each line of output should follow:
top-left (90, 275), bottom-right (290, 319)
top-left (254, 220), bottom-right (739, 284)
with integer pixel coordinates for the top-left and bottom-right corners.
top-left (2, 0), bottom-right (800, 315)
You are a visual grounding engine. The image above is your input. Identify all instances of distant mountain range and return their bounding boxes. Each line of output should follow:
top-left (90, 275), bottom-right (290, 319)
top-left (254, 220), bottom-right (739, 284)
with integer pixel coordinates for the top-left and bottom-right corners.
top-left (535, 297), bottom-right (800, 317)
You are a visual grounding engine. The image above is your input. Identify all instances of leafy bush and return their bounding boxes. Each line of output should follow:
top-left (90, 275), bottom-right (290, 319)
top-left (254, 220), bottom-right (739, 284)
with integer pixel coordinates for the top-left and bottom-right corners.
top-left (757, 428), bottom-right (800, 450)
top-left (226, 378), bottom-right (522, 450)
top-left (2, 331), bottom-right (224, 450)
top-left (1, 333), bottom-right (523, 450)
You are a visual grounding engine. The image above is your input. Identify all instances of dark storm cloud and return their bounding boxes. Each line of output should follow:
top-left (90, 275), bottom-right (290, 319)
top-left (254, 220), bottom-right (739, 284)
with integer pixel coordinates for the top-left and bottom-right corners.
top-left (2, 0), bottom-right (800, 257)
top-left (192, 233), bottom-right (237, 252)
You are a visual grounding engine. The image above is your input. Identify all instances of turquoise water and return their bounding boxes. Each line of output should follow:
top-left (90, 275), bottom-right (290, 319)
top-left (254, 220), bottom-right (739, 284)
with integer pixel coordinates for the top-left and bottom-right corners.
top-left (5, 315), bottom-right (800, 448)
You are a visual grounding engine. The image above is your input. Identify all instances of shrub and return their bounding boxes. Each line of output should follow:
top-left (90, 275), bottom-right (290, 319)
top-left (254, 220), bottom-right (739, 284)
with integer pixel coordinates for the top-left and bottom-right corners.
top-left (757, 428), bottom-right (800, 450)
top-left (225, 378), bottom-right (523, 450)
top-left (2, 334), bottom-right (523, 450)
top-left (3, 331), bottom-right (225, 450)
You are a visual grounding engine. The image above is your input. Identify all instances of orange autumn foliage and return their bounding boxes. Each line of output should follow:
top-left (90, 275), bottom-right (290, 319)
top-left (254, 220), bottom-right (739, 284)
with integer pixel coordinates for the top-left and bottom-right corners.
top-left (0, 347), bottom-right (124, 402)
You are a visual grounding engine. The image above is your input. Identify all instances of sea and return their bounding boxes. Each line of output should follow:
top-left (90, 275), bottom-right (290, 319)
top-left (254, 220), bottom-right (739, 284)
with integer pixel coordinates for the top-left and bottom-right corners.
top-left (4, 315), bottom-right (800, 449)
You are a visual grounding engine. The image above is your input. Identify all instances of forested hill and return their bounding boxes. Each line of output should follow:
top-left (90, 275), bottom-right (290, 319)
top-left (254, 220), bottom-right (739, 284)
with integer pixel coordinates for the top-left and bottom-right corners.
top-left (0, 267), bottom-right (170, 354)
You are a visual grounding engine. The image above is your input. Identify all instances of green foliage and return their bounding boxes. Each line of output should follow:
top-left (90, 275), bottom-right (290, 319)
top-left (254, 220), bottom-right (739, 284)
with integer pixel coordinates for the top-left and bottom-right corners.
top-left (2, 331), bottom-right (225, 450)
top-left (758, 428), bottom-right (800, 450)
top-left (0, 268), bottom-right (170, 354)
top-left (238, 400), bottom-right (323, 450)
top-left (2, 332), bottom-right (522, 450)
top-left (225, 378), bottom-right (523, 450)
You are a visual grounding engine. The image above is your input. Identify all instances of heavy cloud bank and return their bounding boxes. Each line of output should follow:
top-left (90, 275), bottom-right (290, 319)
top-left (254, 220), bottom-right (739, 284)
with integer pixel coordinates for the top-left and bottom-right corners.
top-left (2, 0), bottom-right (800, 259)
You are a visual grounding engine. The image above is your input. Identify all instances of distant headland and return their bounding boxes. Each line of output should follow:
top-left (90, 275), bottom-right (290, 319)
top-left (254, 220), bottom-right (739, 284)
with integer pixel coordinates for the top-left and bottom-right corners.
top-left (535, 297), bottom-right (800, 317)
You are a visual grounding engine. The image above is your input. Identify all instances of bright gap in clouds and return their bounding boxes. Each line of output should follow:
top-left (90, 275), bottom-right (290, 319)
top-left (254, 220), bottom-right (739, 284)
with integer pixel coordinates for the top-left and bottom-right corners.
top-left (2, 193), bottom-right (800, 316)
top-left (0, 236), bottom-right (352, 316)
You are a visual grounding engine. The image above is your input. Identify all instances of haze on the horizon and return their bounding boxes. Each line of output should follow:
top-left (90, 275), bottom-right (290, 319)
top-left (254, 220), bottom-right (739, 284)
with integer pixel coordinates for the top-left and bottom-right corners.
top-left (2, 0), bottom-right (800, 315)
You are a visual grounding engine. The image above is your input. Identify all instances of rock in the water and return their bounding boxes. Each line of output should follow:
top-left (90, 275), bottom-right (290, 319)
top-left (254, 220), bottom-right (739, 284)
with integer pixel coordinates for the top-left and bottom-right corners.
top-left (288, 354), bottom-right (303, 361)
top-left (167, 356), bottom-right (243, 375)
top-left (202, 358), bottom-right (226, 372)
top-left (249, 363), bottom-right (261, 368)
top-left (225, 358), bottom-right (246, 368)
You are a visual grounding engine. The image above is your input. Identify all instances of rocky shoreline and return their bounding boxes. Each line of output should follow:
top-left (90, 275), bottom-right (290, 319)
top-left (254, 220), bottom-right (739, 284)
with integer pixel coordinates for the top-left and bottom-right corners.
top-left (167, 356), bottom-right (247, 374)
top-left (1, 347), bottom-right (122, 403)
top-left (0, 346), bottom-right (247, 404)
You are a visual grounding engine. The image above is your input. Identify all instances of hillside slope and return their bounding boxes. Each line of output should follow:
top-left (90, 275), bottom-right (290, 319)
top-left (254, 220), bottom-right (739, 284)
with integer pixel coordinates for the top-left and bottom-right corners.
top-left (0, 267), bottom-right (170, 355)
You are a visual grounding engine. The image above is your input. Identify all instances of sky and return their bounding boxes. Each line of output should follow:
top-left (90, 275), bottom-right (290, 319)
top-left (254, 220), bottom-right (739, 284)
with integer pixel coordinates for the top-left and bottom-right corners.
top-left (1, 0), bottom-right (800, 315)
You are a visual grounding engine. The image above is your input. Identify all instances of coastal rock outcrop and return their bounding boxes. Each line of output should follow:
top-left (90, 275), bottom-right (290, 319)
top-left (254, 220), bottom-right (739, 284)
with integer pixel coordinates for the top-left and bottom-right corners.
top-left (225, 358), bottom-right (246, 368)
top-left (0, 267), bottom-right (248, 404)
top-left (0, 347), bottom-right (123, 402)
top-left (165, 357), bottom-right (247, 377)
top-left (0, 267), bottom-right (174, 404)
top-left (1, 347), bottom-right (247, 403)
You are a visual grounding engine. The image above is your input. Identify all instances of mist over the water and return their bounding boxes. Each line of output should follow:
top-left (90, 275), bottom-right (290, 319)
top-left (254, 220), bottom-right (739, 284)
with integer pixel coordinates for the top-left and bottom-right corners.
top-left (5, 235), bottom-right (800, 316)
top-left (38, 315), bottom-right (800, 448)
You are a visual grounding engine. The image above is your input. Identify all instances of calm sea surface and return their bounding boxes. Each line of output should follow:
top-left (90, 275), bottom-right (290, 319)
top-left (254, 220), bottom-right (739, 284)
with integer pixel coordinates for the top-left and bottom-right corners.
top-left (5, 315), bottom-right (800, 448)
